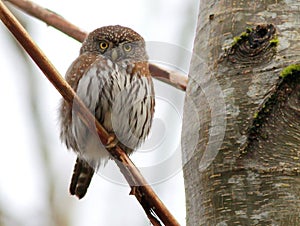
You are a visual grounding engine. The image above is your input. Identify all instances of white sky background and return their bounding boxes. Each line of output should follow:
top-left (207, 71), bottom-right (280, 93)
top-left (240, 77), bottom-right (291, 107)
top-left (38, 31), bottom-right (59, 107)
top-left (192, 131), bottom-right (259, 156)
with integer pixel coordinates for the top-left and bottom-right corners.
top-left (0, 0), bottom-right (199, 225)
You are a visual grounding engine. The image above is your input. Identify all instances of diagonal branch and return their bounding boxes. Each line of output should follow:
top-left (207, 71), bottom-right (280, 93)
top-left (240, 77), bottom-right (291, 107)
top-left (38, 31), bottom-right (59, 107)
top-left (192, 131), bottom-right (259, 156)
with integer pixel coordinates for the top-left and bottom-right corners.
top-left (0, 1), bottom-right (180, 225)
top-left (5, 0), bottom-right (87, 42)
top-left (5, 0), bottom-right (187, 91)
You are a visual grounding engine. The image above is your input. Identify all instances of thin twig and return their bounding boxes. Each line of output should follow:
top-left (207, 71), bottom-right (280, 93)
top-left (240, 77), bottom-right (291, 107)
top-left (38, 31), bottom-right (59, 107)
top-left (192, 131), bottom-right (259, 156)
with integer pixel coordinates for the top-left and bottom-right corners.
top-left (5, 0), bottom-right (87, 42)
top-left (0, 1), bottom-right (180, 225)
top-left (5, 0), bottom-right (187, 91)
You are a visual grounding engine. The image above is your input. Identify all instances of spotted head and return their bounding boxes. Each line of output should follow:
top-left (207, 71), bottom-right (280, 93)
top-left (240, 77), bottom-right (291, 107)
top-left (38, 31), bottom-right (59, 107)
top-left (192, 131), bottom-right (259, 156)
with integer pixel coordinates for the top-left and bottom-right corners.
top-left (80, 25), bottom-right (148, 63)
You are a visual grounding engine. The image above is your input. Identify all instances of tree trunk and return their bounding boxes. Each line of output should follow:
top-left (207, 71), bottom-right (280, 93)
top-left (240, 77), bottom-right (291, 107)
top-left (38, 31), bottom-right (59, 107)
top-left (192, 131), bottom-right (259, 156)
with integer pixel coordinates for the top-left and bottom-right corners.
top-left (182, 0), bottom-right (300, 225)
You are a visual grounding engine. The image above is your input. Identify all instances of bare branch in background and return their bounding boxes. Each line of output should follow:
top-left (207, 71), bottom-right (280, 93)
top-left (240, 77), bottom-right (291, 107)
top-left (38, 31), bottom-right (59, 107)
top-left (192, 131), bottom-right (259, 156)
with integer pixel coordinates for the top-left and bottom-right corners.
top-left (5, 0), bottom-right (87, 42)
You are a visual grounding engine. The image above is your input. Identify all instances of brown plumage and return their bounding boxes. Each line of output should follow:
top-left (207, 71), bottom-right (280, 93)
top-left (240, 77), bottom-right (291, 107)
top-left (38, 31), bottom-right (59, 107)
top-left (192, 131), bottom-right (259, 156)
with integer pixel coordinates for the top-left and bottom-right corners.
top-left (59, 25), bottom-right (155, 199)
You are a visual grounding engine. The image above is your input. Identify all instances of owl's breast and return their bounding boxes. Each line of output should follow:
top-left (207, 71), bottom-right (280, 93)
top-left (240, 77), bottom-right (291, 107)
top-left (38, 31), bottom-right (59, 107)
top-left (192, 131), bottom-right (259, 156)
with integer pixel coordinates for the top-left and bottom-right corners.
top-left (70, 56), bottom-right (155, 165)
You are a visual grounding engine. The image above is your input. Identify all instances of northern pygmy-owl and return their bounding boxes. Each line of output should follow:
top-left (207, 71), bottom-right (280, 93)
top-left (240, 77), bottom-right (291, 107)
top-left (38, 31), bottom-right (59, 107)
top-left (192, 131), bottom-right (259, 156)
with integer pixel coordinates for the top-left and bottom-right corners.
top-left (59, 25), bottom-right (155, 199)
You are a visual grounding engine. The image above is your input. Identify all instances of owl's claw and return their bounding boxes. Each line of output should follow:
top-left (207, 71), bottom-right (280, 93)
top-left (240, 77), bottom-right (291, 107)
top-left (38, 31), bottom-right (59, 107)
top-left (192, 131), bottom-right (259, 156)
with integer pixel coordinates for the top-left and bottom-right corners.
top-left (130, 186), bottom-right (138, 196)
top-left (105, 134), bottom-right (118, 149)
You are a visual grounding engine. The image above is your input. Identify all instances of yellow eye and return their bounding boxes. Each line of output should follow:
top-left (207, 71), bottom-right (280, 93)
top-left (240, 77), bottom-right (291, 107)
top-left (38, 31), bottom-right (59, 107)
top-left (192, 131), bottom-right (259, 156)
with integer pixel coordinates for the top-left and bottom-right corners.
top-left (99, 41), bottom-right (108, 51)
top-left (123, 43), bottom-right (132, 52)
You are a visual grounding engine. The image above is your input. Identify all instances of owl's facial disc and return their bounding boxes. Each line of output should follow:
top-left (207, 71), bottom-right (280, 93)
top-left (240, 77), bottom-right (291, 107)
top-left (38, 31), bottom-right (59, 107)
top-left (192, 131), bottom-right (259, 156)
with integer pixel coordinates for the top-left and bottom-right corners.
top-left (106, 42), bottom-right (135, 62)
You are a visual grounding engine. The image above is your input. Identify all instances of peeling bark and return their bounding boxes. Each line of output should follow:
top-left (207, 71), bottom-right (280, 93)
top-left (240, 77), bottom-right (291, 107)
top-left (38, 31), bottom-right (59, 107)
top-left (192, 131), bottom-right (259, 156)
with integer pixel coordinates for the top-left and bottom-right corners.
top-left (182, 0), bottom-right (300, 225)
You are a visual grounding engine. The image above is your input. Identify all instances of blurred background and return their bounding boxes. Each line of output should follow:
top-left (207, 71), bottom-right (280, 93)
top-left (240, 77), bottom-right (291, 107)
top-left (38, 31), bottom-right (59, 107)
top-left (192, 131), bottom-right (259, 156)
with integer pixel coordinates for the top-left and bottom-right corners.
top-left (0, 0), bottom-right (198, 225)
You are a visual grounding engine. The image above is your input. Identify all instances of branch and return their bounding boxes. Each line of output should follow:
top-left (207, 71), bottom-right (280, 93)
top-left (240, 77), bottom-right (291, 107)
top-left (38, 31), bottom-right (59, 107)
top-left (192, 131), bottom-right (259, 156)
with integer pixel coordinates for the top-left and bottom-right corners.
top-left (0, 1), bottom-right (180, 225)
top-left (5, 0), bottom-right (187, 91)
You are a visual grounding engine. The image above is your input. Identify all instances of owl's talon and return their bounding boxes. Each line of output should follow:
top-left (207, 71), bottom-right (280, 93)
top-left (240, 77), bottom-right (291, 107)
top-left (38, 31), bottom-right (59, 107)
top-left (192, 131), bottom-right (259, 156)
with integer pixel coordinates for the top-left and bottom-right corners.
top-left (106, 134), bottom-right (118, 149)
top-left (130, 186), bottom-right (138, 196)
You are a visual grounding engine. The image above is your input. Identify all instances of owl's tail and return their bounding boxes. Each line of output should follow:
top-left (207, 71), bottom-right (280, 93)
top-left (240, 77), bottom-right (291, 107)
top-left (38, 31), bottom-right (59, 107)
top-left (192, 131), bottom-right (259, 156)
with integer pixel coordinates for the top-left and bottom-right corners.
top-left (69, 157), bottom-right (94, 199)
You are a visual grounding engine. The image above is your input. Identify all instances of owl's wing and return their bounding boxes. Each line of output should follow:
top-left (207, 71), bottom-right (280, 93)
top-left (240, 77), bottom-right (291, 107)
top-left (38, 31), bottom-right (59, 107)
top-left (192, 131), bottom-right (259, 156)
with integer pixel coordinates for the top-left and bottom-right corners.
top-left (60, 53), bottom-right (104, 198)
top-left (60, 52), bottom-right (98, 151)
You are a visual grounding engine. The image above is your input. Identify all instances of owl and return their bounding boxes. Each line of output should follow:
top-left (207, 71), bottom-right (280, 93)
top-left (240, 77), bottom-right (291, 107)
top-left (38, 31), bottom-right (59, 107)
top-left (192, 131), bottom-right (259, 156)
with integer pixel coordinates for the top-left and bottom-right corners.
top-left (59, 25), bottom-right (155, 199)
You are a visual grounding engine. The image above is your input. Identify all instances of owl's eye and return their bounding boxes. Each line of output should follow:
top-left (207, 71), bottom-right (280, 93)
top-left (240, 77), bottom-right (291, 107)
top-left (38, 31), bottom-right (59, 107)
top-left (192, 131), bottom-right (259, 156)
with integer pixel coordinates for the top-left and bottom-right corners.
top-left (99, 41), bottom-right (109, 51)
top-left (123, 43), bottom-right (132, 52)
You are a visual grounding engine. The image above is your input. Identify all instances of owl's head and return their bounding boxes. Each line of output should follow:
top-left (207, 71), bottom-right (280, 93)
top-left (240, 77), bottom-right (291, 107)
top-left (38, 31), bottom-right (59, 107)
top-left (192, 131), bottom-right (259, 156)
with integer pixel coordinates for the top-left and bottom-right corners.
top-left (80, 25), bottom-right (148, 62)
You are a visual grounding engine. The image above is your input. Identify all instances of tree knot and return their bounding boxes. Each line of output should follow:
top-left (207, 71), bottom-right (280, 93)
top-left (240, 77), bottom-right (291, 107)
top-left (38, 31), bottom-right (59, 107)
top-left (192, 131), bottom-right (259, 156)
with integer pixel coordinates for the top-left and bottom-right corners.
top-left (221, 24), bottom-right (278, 66)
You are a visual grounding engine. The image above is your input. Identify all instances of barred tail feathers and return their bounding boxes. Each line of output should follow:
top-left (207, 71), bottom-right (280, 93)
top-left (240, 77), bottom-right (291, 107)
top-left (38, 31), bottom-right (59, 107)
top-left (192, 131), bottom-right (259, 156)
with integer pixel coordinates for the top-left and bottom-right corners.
top-left (70, 158), bottom-right (94, 199)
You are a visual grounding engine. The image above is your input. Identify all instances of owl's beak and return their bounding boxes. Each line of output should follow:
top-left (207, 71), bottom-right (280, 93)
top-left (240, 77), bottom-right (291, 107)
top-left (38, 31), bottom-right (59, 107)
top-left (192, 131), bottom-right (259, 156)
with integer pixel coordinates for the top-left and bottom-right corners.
top-left (111, 49), bottom-right (118, 61)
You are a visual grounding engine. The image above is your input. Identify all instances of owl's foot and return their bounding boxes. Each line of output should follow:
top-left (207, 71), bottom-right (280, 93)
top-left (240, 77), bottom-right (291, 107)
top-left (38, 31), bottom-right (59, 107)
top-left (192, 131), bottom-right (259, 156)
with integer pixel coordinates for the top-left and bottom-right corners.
top-left (129, 186), bottom-right (138, 196)
top-left (105, 134), bottom-right (118, 150)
